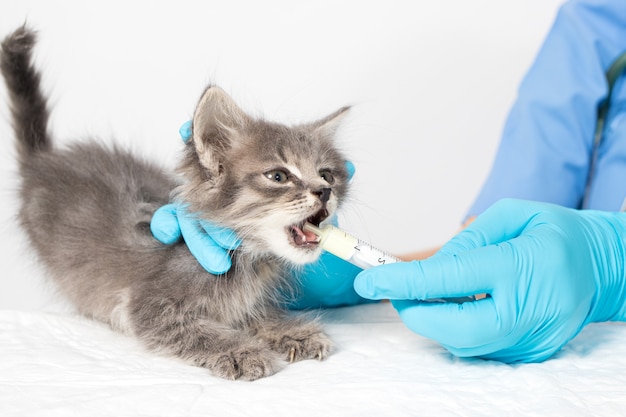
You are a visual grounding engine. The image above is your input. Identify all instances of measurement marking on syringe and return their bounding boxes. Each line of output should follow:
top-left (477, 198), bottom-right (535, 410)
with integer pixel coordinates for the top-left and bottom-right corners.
top-left (302, 222), bottom-right (476, 304)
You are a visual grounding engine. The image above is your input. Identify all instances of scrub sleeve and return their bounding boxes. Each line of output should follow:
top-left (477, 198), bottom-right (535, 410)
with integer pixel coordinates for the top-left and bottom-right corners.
top-left (468, 0), bottom-right (626, 216)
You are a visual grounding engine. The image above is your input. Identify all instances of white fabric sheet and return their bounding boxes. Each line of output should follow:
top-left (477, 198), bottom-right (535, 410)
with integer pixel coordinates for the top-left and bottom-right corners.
top-left (1, 302), bottom-right (625, 417)
top-left (2, 1), bottom-right (615, 416)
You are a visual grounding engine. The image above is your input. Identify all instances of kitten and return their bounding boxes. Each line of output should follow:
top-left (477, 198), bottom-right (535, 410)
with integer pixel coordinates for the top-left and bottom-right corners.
top-left (1, 26), bottom-right (351, 381)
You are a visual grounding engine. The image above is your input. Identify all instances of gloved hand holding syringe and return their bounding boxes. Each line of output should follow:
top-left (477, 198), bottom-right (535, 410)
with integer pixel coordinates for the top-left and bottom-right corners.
top-left (303, 223), bottom-right (475, 304)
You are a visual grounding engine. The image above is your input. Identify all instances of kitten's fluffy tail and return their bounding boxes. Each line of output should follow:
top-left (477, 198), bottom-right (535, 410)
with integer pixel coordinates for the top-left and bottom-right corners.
top-left (0, 26), bottom-right (51, 161)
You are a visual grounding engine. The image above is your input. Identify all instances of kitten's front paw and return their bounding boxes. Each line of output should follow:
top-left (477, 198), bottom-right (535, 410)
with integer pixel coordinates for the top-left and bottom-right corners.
top-left (283, 331), bottom-right (332, 363)
top-left (204, 346), bottom-right (283, 381)
top-left (269, 327), bottom-right (333, 363)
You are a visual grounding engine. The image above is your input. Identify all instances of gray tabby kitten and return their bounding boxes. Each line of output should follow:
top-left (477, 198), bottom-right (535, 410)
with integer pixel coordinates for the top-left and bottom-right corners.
top-left (1, 26), bottom-right (351, 381)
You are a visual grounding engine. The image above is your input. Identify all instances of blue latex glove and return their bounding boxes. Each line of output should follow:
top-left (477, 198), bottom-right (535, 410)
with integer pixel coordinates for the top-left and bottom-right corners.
top-left (150, 203), bottom-right (241, 275)
top-left (288, 251), bottom-right (371, 309)
top-left (354, 199), bottom-right (626, 363)
top-left (150, 121), bottom-right (364, 307)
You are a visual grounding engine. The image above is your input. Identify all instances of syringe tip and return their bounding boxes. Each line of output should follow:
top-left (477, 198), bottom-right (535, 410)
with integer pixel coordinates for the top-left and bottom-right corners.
top-left (302, 222), bottom-right (324, 242)
top-left (303, 222), bottom-right (322, 237)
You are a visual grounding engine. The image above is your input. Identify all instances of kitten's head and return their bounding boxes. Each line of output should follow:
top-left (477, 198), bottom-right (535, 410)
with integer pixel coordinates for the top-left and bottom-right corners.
top-left (177, 86), bottom-right (350, 265)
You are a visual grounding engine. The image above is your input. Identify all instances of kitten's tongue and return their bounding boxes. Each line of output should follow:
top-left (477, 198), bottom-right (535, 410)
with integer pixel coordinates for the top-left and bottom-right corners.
top-left (291, 225), bottom-right (319, 246)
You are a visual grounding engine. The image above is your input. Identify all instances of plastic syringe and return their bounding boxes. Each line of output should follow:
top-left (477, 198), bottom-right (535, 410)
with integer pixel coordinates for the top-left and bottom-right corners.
top-left (303, 223), bottom-right (401, 270)
top-left (303, 223), bottom-right (475, 303)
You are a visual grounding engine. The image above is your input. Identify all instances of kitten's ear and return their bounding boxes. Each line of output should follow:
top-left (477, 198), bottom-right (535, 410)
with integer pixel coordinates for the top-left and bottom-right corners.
top-left (191, 86), bottom-right (249, 178)
top-left (312, 106), bottom-right (350, 138)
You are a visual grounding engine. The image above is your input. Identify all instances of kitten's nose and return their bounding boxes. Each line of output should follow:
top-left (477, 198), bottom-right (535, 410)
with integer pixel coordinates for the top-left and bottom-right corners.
top-left (313, 188), bottom-right (331, 204)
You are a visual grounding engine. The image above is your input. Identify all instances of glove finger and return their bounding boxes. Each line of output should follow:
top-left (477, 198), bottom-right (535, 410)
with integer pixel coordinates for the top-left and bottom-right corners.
top-left (354, 245), bottom-right (506, 301)
top-left (345, 160), bottom-right (355, 181)
top-left (173, 204), bottom-right (240, 249)
top-left (150, 203), bottom-right (183, 244)
top-left (391, 297), bottom-right (513, 355)
top-left (200, 221), bottom-right (241, 250)
top-left (179, 120), bottom-right (192, 143)
top-left (178, 216), bottom-right (233, 275)
top-left (437, 198), bottom-right (539, 256)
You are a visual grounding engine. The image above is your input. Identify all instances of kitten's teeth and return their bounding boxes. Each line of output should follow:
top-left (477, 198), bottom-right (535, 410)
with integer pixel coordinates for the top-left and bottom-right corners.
top-left (290, 225), bottom-right (308, 246)
top-left (290, 224), bottom-right (320, 247)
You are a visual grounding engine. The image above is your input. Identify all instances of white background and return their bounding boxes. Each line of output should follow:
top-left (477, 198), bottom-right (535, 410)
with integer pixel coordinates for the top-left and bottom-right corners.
top-left (0, 0), bottom-right (563, 310)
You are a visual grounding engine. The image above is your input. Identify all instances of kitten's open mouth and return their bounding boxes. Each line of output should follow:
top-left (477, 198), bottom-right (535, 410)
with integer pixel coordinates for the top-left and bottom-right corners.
top-left (289, 209), bottom-right (328, 247)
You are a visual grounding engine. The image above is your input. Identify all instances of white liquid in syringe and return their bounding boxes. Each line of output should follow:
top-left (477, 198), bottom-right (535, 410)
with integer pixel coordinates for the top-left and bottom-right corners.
top-left (303, 223), bottom-right (402, 270)
top-left (303, 223), bottom-right (476, 304)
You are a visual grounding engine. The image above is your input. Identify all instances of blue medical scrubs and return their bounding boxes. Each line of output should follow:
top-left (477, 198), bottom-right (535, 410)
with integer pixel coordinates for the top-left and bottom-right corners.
top-left (468, 0), bottom-right (626, 215)
top-left (295, 0), bottom-right (626, 309)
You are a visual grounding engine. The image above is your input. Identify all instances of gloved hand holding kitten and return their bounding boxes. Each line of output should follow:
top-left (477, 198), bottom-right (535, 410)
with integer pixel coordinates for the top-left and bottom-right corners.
top-left (150, 122), bottom-right (367, 309)
top-left (151, 124), bottom-right (626, 364)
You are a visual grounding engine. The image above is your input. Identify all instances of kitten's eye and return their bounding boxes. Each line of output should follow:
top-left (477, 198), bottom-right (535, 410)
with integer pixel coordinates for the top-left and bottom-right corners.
top-left (320, 170), bottom-right (334, 184)
top-left (265, 170), bottom-right (289, 183)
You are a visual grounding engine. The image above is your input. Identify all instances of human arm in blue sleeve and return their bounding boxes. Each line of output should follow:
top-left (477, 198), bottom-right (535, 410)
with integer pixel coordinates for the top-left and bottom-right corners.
top-left (469, 0), bottom-right (626, 216)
